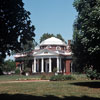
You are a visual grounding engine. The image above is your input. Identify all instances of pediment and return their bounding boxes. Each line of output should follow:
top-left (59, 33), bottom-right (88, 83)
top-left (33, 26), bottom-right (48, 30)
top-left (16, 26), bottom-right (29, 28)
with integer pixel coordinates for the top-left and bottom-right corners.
top-left (33, 49), bottom-right (58, 56)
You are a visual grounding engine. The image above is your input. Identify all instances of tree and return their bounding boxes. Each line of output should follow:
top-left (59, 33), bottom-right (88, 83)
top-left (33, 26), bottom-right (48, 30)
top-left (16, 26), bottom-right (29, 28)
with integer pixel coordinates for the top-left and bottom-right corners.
top-left (72, 0), bottom-right (100, 72)
top-left (40, 33), bottom-right (54, 43)
top-left (19, 40), bottom-right (38, 53)
top-left (40, 33), bottom-right (66, 43)
top-left (1, 60), bottom-right (16, 73)
top-left (0, 0), bottom-right (35, 63)
top-left (56, 34), bottom-right (67, 43)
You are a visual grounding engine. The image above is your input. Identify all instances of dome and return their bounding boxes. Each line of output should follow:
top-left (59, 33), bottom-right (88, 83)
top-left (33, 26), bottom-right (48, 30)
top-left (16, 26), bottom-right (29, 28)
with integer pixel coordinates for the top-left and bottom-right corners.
top-left (40, 37), bottom-right (67, 46)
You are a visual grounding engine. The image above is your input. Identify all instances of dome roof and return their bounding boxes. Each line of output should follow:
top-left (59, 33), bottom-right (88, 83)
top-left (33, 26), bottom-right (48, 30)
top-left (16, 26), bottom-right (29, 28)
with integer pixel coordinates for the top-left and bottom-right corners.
top-left (40, 37), bottom-right (67, 46)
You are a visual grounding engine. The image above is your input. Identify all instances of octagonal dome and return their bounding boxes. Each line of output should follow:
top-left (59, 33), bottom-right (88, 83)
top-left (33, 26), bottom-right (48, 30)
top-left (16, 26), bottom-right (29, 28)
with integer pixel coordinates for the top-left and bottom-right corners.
top-left (40, 37), bottom-right (67, 46)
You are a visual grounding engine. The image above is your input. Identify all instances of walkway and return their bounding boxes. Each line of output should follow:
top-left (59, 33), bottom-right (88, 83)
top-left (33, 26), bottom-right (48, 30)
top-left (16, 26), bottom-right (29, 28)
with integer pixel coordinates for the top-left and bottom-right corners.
top-left (0, 80), bottom-right (49, 84)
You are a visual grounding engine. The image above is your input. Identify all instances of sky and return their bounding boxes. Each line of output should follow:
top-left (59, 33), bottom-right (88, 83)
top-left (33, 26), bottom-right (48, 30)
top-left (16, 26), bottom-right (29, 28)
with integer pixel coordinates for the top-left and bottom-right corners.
top-left (23, 0), bottom-right (77, 43)
top-left (5, 0), bottom-right (77, 60)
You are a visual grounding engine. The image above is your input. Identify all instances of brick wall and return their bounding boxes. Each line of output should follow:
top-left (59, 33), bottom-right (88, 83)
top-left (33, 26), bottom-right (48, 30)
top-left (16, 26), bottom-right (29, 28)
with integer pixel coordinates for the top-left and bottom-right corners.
top-left (65, 60), bottom-right (71, 75)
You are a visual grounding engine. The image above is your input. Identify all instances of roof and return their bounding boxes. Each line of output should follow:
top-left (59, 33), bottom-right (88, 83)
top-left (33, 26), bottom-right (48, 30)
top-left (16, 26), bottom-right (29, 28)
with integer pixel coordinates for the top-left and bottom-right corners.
top-left (40, 37), bottom-right (67, 46)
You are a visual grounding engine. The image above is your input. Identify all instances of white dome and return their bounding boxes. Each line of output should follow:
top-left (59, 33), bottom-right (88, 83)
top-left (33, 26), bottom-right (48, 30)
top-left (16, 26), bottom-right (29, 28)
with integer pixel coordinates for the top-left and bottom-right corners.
top-left (40, 37), bottom-right (67, 46)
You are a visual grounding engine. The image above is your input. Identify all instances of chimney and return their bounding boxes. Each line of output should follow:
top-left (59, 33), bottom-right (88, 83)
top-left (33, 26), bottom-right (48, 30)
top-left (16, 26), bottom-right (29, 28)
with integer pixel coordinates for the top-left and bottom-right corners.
top-left (68, 40), bottom-right (71, 46)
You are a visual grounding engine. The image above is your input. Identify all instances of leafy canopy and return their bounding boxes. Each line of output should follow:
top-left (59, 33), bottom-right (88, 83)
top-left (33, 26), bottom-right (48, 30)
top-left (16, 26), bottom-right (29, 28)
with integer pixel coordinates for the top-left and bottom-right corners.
top-left (72, 0), bottom-right (100, 72)
top-left (0, 0), bottom-right (35, 62)
top-left (1, 60), bottom-right (16, 72)
top-left (40, 33), bottom-right (66, 43)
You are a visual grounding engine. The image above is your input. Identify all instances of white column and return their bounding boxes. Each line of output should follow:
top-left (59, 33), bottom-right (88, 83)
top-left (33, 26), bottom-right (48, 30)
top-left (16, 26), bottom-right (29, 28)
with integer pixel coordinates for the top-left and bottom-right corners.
top-left (49, 58), bottom-right (52, 72)
top-left (41, 58), bottom-right (44, 73)
top-left (57, 57), bottom-right (59, 73)
top-left (33, 58), bottom-right (36, 73)
top-left (60, 57), bottom-right (62, 72)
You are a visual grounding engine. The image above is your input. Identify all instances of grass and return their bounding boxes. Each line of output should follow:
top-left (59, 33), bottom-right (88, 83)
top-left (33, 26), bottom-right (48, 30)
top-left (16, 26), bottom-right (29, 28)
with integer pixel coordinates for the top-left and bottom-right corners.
top-left (0, 75), bottom-right (42, 81)
top-left (0, 75), bottom-right (100, 100)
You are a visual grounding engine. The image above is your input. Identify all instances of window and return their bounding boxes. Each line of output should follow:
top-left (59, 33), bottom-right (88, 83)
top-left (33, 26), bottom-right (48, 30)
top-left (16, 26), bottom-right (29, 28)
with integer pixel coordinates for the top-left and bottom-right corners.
top-left (46, 45), bottom-right (52, 48)
top-left (56, 46), bottom-right (61, 50)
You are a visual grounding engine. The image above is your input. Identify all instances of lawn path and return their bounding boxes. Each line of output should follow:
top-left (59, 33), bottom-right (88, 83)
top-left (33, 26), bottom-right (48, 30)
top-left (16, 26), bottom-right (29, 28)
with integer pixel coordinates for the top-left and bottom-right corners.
top-left (0, 80), bottom-right (49, 84)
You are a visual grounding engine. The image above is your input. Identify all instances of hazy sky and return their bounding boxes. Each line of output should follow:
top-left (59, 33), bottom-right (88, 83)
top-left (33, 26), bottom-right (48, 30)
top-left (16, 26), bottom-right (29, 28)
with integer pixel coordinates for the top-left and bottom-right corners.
top-left (6, 0), bottom-right (77, 60)
top-left (23, 0), bottom-right (77, 43)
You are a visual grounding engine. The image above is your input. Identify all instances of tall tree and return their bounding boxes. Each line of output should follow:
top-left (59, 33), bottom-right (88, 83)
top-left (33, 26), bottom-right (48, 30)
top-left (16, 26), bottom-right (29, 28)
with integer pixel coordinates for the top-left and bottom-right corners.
top-left (72, 0), bottom-right (100, 72)
top-left (0, 0), bottom-right (35, 63)
top-left (56, 34), bottom-right (67, 43)
top-left (40, 33), bottom-right (54, 43)
top-left (40, 33), bottom-right (66, 43)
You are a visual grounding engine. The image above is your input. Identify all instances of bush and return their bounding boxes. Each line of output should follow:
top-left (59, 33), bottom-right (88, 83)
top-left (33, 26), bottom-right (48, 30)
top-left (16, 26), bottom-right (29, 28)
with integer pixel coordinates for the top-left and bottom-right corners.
top-left (85, 67), bottom-right (100, 80)
top-left (50, 75), bottom-right (76, 81)
top-left (64, 75), bottom-right (76, 80)
top-left (2, 60), bottom-right (16, 72)
top-left (15, 68), bottom-right (20, 74)
top-left (41, 75), bottom-right (47, 80)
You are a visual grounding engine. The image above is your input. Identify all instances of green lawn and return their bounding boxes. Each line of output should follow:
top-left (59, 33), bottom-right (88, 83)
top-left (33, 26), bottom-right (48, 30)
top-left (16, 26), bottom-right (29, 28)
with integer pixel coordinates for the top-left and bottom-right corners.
top-left (0, 75), bottom-right (100, 100)
top-left (0, 75), bottom-right (41, 81)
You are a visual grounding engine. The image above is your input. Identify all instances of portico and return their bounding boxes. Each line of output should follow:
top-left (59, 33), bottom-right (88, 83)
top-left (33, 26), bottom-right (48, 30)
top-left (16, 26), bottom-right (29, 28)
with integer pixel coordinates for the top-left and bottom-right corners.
top-left (31, 56), bottom-right (63, 73)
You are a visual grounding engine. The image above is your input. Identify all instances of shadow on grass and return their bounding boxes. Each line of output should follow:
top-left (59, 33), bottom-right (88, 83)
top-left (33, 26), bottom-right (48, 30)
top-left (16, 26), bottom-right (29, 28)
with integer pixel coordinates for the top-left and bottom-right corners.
top-left (70, 81), bottom-right (100, 88)
top-left (0, 94), bottom-right (100, 100)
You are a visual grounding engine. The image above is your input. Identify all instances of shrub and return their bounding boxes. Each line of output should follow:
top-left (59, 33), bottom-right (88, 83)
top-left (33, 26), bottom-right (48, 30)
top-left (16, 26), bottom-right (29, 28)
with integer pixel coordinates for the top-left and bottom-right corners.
top-left (15, 68), bottom-right (20, 74)
top-left (53, 67), bottom-right (57, 73)
top-left (64, 75), bottom-right (76, 80)
top-left (41, 75), bottom-right (47, 80)
top-left (50, 75), bottom-right (76, 81)
top-left (85, 67), bottom-right (100, 80)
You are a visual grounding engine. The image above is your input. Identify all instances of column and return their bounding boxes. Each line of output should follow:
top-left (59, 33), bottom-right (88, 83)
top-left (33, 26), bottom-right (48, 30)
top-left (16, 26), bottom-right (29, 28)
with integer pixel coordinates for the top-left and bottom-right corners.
top-left (59, 57), bottom-right (62, 72)
top-left (57, 57), bottom-right (59, 73)
top-left (49, 58), bottom-right (52, 72)
top-left (33, 57), bottom-right (36, 73)
top-left (41, 58), bottom-right (44, 73)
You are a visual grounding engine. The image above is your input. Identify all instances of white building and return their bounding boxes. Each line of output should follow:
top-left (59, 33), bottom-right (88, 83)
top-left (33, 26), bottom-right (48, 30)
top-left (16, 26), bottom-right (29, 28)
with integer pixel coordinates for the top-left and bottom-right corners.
top-left (15, 37), bottom-right (72, 74)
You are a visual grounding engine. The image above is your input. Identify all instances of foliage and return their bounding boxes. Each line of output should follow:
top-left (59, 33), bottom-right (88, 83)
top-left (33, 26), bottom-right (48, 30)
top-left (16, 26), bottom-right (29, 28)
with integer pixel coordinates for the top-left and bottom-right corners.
top-left (18, 40), bottom-right (36, 53)
top-left (41, 75), bottom-right (47, 80)
top-left (41, 73), bottom-right (54, 80)
top-left (72, 0), bottom-right (100, 72)
top-left (84, 67), bottom-right (100, 80)
top-left (23, 68), bottom-right (31, 75)
top-left (50, 74), bottom-right (76, 81)
top-left (40, 33), bottom-right (66, 43)
top-left (53, 67), bottom-right (57, 73)
top-left (0, 0), bottom-right (35, 62)
top-left (0, 68), bottom-right (3, 75)
top-left (40, 33), bottom-right (54, 43)
top-left (56, 34), bottom-right (67, 43)
top-left (15, 68), bottom-right (20, 74)
top-left (71, 74), bottom-right (87, 80)
top-left (1, 60), bottom-right (16, 72)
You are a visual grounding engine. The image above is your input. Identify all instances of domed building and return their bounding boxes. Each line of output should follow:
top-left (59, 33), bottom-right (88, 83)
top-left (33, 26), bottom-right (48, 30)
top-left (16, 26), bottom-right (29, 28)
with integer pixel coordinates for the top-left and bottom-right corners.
top-left (15, 37), bottom-right (72, 75)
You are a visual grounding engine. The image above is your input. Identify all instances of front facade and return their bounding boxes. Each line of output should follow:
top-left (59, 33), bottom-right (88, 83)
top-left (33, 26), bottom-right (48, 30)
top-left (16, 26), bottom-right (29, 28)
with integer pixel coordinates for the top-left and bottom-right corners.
top-left (15, 37), bottom-right (72, 75)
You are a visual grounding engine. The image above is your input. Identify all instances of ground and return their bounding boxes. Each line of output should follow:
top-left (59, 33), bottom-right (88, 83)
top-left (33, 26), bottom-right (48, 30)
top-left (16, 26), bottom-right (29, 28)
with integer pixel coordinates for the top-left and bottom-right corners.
top-left (0, 75), bottom-right (100, 100)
